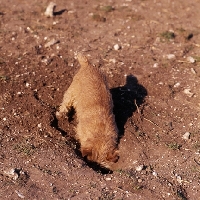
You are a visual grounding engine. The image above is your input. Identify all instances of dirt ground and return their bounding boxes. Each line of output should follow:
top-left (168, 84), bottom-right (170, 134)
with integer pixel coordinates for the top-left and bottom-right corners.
top-left (0, 0), bottom-right (200, 199)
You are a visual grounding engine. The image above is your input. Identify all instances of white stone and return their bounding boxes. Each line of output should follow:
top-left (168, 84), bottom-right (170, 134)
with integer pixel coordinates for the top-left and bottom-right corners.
top-left (44, 38), bottom-right (59, 48)
top-left (187, 56), bottom-right (195, 63)
top-left (113, 44), bottom-right (121, 50)
top-left (152, 171), bottom-right (158, 176)
top-left (191, 68), bottom-right (196, 74)
top-left (167, 54), bottom-right (176, 59)
top-left (153, 63), bottom-right (158, 68)
top-left (176, 175), bottom-right (182, 184)
top-left (4, 168), bottom-right (18, 180)
top-left (109, 58), bottom-right (116, 63)
top-left (183, 88), bottom-right (194, 97)
top-left (135, 165), bottom-right (144, 172)
top-left (44, 2), bottom-right (56, 18)
top-left (15, 190), bottom-right (25, 199)
top-left (174, 82), bottom-right (180, 88)
top-left (182, 132), bottom-right (190, 140)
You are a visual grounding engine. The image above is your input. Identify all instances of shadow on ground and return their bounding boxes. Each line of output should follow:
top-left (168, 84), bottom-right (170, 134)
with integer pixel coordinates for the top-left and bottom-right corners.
top-left (110, 75), bottom-right (147, 138)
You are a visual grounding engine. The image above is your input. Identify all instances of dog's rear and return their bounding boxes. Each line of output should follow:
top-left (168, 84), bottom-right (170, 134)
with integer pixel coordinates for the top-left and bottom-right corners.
top-left (56, 53), bottom-right (119, 169)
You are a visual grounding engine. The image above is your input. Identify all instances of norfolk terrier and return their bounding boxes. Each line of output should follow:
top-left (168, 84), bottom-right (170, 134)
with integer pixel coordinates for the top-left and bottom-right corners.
top-left (56, 53), bottom-right (119, 169)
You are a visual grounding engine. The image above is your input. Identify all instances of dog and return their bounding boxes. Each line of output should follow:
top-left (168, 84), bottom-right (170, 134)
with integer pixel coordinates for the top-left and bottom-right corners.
top-left (56, 53), bottom-right (119, 169)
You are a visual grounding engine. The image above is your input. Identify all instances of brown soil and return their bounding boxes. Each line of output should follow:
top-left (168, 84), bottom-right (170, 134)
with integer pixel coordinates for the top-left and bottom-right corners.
top-left (0, 0), bottom-right (200, 199)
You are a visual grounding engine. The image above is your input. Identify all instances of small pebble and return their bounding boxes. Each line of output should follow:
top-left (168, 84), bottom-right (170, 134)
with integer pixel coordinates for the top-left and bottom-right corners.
top-left (44, 2), bottom-right (56, 17)
top-left (182, 132), bottom-right (190, 140)
top-left (191, 68), bottom-right (196, 74)
top-left (113, 44), bottom-right (121, 50)
top-left (109, 58), bottom-right (116, 63)
top-left (176, 175), bottom-right (182, 184)
top-left (135, 165), bottom-right (144, 172)
top-left (167, 54), bottom-right (176, 59)
top-left (183, 88), bottom-right (194, 97)
top-left (138, 179), bottom-right (142, 183)
top-left (44, 38), bottom-right (59, 48)
top-left (4, 168), bottom-right (19, 180)
top-left (187, 56), bottom-right (195, 63)
top-left (152, 171), bottom-right (158, 177)
top-left (15, 190), bottom-right (25, 199)
top-left (153, 63), bottom-right (158, 68)
top-left (174, 82), bottom-right (180, 88)
top-left (105, 177), bottom-right (112, 181)
top-left (26, 27), bottom-right (33, 33)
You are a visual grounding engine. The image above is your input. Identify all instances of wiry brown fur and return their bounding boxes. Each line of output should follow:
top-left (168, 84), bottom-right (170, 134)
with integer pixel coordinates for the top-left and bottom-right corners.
top-left (56, 53), bottom-right (119, 169)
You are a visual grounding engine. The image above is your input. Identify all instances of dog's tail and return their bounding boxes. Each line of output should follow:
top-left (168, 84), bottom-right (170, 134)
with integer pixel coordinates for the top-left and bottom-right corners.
top-left (76, 52), bottom-right (89, 68)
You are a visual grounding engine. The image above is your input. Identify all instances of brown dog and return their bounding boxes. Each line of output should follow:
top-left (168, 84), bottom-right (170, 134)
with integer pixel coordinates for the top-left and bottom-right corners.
top-left (56, 53), bottom-right (119, 169)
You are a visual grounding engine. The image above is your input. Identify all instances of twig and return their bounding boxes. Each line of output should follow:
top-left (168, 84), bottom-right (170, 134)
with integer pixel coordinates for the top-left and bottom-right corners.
top-left (134, 99), bottom-right (163, 130)
top-left (143, 117), bottom-right (162, 129)
top-left (134, 99), bottom-right (140, 114)
top-left (194, 158), bottom-right (200, 166)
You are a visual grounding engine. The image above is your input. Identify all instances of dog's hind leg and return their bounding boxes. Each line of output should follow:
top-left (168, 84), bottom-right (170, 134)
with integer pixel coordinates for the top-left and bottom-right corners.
top-left (56, 86), bottom-right (75, 119)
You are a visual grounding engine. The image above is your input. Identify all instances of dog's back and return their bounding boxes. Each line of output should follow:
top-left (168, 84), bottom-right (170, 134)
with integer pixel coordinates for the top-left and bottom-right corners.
top-left (73, 53), bottom-right (113, 118)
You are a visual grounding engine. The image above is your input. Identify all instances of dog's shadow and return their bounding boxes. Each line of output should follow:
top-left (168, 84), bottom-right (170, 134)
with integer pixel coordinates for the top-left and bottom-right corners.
top-left (110, 75), bottom-right (147, 138)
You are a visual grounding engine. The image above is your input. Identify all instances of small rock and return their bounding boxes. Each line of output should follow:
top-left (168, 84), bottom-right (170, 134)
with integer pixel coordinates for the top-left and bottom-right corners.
top-left (26, 27), bottom-right (33, 33)
top-left (44, 38), bottom-right (60, 48)
top-left (187, 56), bottom-right (195, 63)
top-left (153, 63), bottom-right (158, 68)
top-left (191, 68), bottom-right (196, 74)
top-left (152, 171), bottom-right (158, 177)
top-left (4, 168), bottom-right (19, 180)
top-left (15, 190), bottom-right (25, 199)
top-left (183, 88), bottom-right (194, 97)
top-left (174, 82), bottom-right (180, 88)
top-left (176, 175), bottom-right (182, 184)
top-left (182, 132), bottom-right (190, 140)
top-left (109, 58), bottom-right (116, 63)
top-left (167, 54), bottom-right (176, 59)
top-left (138, 179), bottom-right (142, 183)
top-left (113, 44), bottom-right (121, 50)
top-left (44, 2), bottom-right (56, 17)
top-left (105, 177), bottom-right (112, 181)
top-left (135, 165), bottom-right (144, 172)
